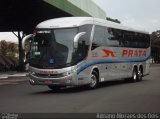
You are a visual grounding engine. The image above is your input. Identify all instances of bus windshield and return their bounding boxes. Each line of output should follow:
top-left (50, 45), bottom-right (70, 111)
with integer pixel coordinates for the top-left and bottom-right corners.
top-left (30, 28), bottom-right (78, 68)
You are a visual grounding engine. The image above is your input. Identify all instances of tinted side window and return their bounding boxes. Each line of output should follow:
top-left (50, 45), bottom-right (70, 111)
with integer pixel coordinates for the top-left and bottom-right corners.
top-left (139, 34), bottom-right (150, 48)
top-left (145, 34), bottom-right (150, 48)
top-left (92, 25), bottom-right (108, 50)
top-left (92, 26), bottom-right (123, 50)
top-left (91, 25), bottom-right (150, 49)
top-left (94, 26), bottom-right (107, 46)
top-left (121, 31), bottom-right (150, 48)
top-left (79, 24), bottom-right (92, 46)
top-left (76, 25), bottom-right (92, 61)
top-left (107, 28), bottom-right (121, 47)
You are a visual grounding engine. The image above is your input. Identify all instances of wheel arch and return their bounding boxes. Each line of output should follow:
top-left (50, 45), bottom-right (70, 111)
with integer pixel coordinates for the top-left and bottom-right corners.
top-left (88, 66), bottom-right (100, 89)
top-left (90, 66), bottom-right (99, 80)
top-left (139, 65), bottom-right (144, 76)
top-left (132, 64), bottom-right (138, 72)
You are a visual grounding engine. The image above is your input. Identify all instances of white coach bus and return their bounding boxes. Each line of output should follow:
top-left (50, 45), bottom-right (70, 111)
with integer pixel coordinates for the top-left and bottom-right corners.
top-left (22, 17), bottom-right (150, 90)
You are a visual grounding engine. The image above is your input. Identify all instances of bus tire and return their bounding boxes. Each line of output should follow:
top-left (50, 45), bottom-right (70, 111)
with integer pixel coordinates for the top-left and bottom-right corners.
top-left (138, 67), bottom-right (143, 81)
top-left (131, 67), bottom-right (139, 82)
top-left (88, 71), bottom-right (99, 89)
top-left (48, 85), bottom-right (62, 91)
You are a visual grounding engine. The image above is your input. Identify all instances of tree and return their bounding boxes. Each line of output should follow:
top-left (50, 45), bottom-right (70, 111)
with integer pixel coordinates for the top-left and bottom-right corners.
top-left (0, 40), bottom-right (8, 56)
top-left (12, 31), bottom-right (26, 71)
top-left (0, 40), bottom-right (18, 57)
top-left (7, 42), bottom-right (17, 57)
top-left (151, 30), bottom-right (160, 47)
top-left (151, 30), bottom-right (160, 63)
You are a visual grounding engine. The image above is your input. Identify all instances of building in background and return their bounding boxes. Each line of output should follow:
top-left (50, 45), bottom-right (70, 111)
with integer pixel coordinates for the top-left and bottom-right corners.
top-left (0, 0), bottom-right (107, 71)
top-left (0, 0), bottom-right (107, 34)
top-left (45, 0), bottom-right (106, 19)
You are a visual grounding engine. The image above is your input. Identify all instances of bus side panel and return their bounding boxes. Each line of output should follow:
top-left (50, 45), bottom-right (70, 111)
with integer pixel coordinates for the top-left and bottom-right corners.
top-left (77, 61), bottom-right (93, 86)
top-left (86, 46), bottom-right (150, 81)
top-left (143, 59), bottom-right (150, 76)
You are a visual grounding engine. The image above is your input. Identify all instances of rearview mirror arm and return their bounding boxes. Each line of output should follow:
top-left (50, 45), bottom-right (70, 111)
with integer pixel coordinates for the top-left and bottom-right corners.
top-left (22, 34), bottom-right (34, 49)
top-left (73, 32), bottom-right (86, 49)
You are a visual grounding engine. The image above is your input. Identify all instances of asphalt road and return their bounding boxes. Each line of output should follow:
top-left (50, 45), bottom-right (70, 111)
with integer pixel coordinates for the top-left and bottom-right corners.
top-left (0, 65), bottom-right (160, 113)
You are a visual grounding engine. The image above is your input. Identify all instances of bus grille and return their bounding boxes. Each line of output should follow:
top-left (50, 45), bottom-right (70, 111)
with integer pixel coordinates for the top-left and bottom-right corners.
top-left (35, 73), bottom-right (64, 78)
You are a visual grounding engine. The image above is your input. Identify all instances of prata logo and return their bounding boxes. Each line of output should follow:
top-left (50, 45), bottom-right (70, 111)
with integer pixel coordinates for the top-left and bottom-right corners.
top-left (102, 49), bottom-right (116, 58)
top-left (102, 49), bottom-right (147, 58)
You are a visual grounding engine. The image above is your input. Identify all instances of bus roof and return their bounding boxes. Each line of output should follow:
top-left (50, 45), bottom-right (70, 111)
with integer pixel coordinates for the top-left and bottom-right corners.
top-left (36, 17), bottom-right (149, 34)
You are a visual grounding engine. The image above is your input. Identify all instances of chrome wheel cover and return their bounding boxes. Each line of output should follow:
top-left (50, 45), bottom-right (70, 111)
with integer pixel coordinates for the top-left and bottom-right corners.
top-left (89, 74), bottom-right (97, 88)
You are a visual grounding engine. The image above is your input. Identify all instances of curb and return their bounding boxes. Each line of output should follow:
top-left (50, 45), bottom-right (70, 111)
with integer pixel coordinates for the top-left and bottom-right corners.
top-left (0, 73), bottom-right (28, 79)
top-left (150, 64), bottom-right (160, 67)
top-left (0, 75), bottom-right (8, 79)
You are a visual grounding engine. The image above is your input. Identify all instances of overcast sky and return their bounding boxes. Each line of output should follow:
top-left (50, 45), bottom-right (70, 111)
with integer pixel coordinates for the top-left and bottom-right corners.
top-left (93, 0), bottom-right (160, 33)
top-left (1, 0), bottom-right (160, 42)
top-left (0, 32), bottom-right (18, 42)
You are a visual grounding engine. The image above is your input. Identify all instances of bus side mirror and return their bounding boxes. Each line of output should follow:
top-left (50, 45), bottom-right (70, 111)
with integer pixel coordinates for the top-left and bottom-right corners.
top-left (22, 34), bottom-right (34, 50)
top-left (74, 32), bottom-right (86, 49)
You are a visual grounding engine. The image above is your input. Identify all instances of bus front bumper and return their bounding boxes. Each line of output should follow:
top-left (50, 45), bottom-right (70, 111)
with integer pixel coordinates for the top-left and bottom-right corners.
top-left (29, 73), bottom-right (77, 86)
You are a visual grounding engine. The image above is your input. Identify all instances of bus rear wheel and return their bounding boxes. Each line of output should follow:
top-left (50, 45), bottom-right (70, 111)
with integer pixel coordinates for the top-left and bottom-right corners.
top-left (138, 67), bottom-right (143, 81)
top-left (131, 68), bottom-right (139, 82)
top-left (88, 71), bottom-right (99, 89)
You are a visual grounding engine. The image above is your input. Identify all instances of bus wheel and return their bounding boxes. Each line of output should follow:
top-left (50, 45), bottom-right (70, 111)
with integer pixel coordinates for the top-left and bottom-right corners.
top-left (138, 67), bottom-right (143, 81)
top-left (131, 68), bottom-right (138, 82)
top-left (48, 85), bottom-right (62, 91)
top-left (88, 71), bottom-right (99, 89)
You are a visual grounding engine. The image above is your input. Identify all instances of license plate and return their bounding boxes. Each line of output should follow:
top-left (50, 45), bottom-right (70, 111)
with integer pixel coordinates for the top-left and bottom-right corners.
top-left (44, 80), bottom-right (52, 84)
